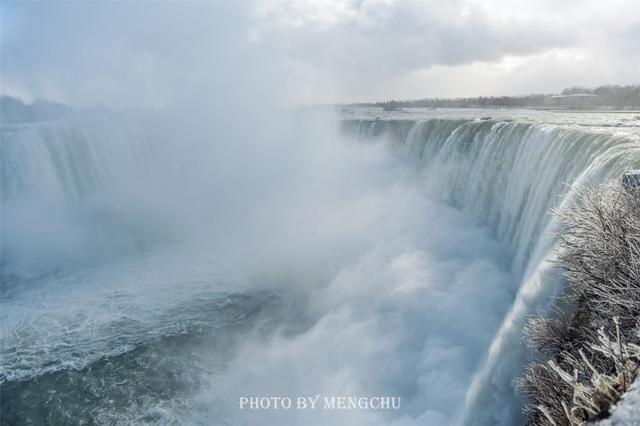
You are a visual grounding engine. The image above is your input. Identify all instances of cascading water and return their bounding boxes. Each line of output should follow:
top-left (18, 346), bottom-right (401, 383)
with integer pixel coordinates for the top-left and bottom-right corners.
top-left (344, 118), bottom-right (639, 273)
top-left (343, 115), bottom-right (640, 424)
top-left (2, 117), bottom-right (168, 274)
top-left (2, 110), bottom-right (640, 425)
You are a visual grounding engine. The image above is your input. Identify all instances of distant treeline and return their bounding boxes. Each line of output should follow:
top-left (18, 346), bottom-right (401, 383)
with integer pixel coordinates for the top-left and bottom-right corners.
top-left (0, 96), bottom-right (112, 123)
top-left (1, 96), bottom-right (74, 123)
top-left (348, 84), bottom-right (640, 110)
top-left (560, 84), bottom-right (640, 108)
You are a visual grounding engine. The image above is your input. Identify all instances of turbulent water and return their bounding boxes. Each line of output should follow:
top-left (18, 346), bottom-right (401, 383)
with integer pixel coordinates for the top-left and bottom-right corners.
top-left (2, 108), bottom-right (640, 425)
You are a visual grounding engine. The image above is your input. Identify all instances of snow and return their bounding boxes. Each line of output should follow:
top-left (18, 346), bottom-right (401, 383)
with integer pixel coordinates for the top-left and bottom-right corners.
top-left (594, 378), bottom-right (640, 426)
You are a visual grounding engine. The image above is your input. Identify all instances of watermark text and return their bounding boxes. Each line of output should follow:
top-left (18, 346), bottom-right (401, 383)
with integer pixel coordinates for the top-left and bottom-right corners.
top-left (238, 395), bottom-right (401, 410)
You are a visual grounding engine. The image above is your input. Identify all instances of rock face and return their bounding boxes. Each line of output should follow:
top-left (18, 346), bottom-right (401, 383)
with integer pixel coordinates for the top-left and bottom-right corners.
top-left (622, 170), bottom-right (640, 192)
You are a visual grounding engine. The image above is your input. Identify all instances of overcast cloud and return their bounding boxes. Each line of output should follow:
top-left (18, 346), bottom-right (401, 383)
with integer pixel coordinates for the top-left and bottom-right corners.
top-left (1, 0), bottom-right (639, 107)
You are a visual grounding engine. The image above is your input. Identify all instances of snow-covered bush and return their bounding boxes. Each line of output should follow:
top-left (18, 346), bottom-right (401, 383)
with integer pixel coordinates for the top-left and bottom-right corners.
top-left (520, 182), bottom-right (640, 425)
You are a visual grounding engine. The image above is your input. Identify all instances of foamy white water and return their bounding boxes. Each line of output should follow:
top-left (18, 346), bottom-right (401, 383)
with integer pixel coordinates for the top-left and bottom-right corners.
top-left (2, 108), bottom-right (639, 425)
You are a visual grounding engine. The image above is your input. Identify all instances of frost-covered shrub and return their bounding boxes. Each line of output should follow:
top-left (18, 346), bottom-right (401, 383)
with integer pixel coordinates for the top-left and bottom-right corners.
top-left (520, 182), bottom-right (640, 425)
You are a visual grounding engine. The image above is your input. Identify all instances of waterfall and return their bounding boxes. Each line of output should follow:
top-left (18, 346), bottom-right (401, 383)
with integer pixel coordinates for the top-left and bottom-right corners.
top-left (0, 116), bottom-right (191, 274)
top-left (343, 117), bottom-right (640, 424)
top-left (2, 113), bottom-right (640, 424)
top-left (1, 117), bottom-right (167, 204)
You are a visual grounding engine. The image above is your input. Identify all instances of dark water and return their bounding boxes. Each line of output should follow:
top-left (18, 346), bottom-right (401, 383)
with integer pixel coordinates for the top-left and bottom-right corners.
top-left (1, 291), bottom-right (283, 425)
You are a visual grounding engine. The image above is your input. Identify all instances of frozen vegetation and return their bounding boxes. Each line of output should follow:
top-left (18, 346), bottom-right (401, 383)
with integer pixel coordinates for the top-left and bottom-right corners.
top-left (520, 182), bottom-right (640, 425)
top-left (594, 379), bottom-right (640, 425)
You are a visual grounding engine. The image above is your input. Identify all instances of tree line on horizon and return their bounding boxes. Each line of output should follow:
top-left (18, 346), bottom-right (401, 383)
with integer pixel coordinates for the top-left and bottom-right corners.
top-left (348, 84), bottom-right (640, 110)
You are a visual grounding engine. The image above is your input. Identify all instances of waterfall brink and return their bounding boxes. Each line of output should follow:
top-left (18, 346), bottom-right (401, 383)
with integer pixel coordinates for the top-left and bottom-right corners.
top-left (1, 116), bottom-right (195, 274)
top-left (343, 118), bottom-right (640, 424)
top-left (2, 122), bottom-right (118, 265)
top-left (2, 118), bottom-right (168, 204)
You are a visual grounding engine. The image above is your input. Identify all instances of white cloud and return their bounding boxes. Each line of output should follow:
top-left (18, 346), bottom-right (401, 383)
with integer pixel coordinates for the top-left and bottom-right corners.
top-left (1, 0), bottom-right (638, 106)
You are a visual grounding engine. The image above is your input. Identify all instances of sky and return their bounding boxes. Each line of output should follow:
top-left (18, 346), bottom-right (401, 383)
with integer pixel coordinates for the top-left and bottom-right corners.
top-left (1, 0), bottom-right (639, 108)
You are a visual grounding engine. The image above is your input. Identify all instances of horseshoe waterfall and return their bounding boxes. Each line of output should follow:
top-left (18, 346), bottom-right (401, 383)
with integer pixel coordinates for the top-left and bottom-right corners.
top-left (2, 110), bottom-right (640, 425)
